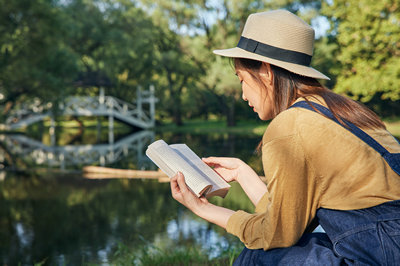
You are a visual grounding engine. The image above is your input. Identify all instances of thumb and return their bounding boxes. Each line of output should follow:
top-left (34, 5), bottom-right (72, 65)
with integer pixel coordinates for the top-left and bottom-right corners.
top-left (176, 172), bottom-right (189, 193)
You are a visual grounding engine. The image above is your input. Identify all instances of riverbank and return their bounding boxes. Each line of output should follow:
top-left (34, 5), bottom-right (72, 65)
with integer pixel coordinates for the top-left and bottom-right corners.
top-left (3, 116), bottom-right (399, 138)
top-left (157, 118), bottom-right (400, 139)
top-left (109, 241), bottom-right (242, 266)
top-left (156, 119), bottom-right (268, 135)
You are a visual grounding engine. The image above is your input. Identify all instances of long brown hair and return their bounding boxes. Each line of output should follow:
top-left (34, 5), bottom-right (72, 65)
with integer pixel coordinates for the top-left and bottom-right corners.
top-left (234, 58), bottom-right (386, 130)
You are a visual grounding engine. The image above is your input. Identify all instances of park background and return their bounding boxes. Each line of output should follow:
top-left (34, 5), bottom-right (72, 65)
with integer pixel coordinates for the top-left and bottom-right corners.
top-left (0, 0), bottom-right (399, 265)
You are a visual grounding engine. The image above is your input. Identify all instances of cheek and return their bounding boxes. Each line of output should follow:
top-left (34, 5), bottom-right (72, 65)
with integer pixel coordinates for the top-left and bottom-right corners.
top-left (259, 93), bottom-right (275, 120)
top-left (242, 84), bottom-right (252, 100)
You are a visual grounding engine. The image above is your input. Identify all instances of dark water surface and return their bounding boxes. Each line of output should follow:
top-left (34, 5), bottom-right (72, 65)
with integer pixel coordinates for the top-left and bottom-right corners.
top-left (0, 129), bottom-right (263, 265)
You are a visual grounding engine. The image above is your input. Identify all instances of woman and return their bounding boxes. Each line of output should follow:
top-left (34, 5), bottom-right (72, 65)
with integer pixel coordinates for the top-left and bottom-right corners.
top-left (170, 9), bottom-right (400, 265)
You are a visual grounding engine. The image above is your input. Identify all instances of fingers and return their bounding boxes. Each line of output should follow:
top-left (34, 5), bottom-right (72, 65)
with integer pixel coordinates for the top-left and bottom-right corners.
top-left (202, 156), bottom-right (220, 165)
top-left (202, 157), bottom-right (237, 169)
top-left (202, 156), bottom-right (226, 167)
top-left (170, 172), bottom-right (210, 215)
top-left (199, 196), bottom-right (208, 204)
top-left (170, 172), bottom-right (189, 201)
top-left (170, 175), bottom-right (180, 194)
top-left (176, 172), bottom-right (189, 193)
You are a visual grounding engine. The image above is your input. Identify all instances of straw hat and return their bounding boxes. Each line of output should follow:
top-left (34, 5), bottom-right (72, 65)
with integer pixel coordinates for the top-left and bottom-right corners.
top-left (213, 10), bottom-right (330, 80)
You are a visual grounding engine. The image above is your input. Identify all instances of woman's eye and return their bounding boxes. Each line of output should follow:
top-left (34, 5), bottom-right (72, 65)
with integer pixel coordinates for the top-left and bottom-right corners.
top-left (235, 73), bottom-right (243, 84)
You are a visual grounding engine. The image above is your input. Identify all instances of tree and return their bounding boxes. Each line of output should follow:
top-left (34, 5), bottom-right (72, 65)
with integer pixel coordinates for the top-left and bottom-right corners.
top-left (322, 0), bottom-right (400, 103)
top-left (63, 0), bottom-right (158, 100)
top-left (0, 0), bottom-right (162, 123)
top-left (184, 0), bottom-right (326, 126)
top-left (136, 0), bottom-right (204, 126)
top-left (0, 0), bottom-right (79, 116)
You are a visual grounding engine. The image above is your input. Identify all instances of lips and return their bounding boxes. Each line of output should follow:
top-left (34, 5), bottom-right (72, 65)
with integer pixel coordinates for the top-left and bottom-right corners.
top-left (247, 102), bottom-right (256, 112)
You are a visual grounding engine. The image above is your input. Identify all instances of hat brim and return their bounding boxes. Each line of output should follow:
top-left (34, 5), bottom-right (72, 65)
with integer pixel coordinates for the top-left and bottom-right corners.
top-left (213, 47), bottom-right (330, 80)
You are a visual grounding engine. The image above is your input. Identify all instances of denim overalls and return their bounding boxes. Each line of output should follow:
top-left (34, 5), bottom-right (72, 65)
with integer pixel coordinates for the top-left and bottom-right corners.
top-left (233, 102), bottom-right (400, 266)
top-left (234, 201), bottom-right (400, 265)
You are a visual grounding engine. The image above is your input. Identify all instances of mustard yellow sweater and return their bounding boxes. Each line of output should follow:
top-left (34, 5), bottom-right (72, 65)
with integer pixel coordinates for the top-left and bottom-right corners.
top-left (226, 98), bottom-right (400, 250)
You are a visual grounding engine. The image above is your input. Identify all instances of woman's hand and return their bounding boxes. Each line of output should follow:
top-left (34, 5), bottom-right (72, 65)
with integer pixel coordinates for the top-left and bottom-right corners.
top-left (202, 157), bottom-right (250, 183)
top-left (203, 156), bottom-right (268, 206)
top-left (170, 171), bottom-right (208, 215)
top-left (170, 171), bottom-right (235, 229)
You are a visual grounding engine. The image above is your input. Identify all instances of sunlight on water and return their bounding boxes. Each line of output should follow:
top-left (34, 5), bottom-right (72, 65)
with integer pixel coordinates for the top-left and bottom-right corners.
top-left (0, 130), bottom-right (261, 264)
top-left (166, 212), bottom-right (233, 259)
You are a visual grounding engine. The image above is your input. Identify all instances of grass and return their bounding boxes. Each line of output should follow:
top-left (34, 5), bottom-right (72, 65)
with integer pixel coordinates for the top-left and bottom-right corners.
top-left (13, 115), bottom-right (400, 138)
top-left (157, 117), bottom-right (400, 138)
top-left (156, 118), bottom-right (268, 136)
top-left (42, 116), bottom-right (130, 129)
top-left (108, 241), bottom-right (242, 266)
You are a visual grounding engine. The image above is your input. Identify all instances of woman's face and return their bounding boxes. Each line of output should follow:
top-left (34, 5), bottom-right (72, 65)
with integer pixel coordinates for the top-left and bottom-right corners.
top-left (236, 63), bottom-right (274, 120)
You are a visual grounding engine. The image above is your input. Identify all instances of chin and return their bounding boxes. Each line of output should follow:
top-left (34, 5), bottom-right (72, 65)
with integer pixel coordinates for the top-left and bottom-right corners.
top-left (259, 113), bottom-right (273, 121)
top-left (258, 114), bottom-right (267, 121)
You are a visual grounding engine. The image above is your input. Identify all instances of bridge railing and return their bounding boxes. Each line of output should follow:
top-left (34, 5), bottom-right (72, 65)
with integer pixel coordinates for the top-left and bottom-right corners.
top-left (5, 86), bottom-right (156, 130)
top-left (5, 99), bottom-right (53, 126)
top-left (0, 130), bottom-right (155, 169)
top-left (106, 96), bottom-right (151, 121)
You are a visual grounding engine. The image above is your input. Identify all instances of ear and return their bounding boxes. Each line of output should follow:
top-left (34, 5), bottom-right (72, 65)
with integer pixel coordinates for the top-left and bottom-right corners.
top-left (260, 63), bottom-right (273, 85)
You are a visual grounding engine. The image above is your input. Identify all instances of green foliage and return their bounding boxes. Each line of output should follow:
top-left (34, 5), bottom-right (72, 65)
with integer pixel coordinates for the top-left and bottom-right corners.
top-left (0, 0), bottom-right (160, 118)
top-left (60, 0), bottom-right (159, 103)
top-left (0, 0), bottom-right (79, 105)
top-left (322, 0), bottom-right (400, 102)
top-left (151, 0), bottom-right (325, 126)
top-left (0, 0), bottom-right (398, 126)
top-left (312, 35), bottom-right (340, 88)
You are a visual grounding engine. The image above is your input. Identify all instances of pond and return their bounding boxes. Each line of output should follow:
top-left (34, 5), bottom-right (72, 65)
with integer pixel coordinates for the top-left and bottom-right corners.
top-left (0, 127), bottom-right (264, 265)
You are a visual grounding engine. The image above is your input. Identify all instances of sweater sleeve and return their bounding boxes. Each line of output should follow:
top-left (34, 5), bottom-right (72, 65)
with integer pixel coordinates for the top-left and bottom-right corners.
top-left (226, 130), bottom-right (321, 250)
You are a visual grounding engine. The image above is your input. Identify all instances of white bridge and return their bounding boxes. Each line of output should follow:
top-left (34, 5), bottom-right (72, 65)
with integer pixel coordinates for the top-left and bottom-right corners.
top-left (0, 130), bottom-right (155, 170)
top-left (5, 87), bottom-right (157, 131)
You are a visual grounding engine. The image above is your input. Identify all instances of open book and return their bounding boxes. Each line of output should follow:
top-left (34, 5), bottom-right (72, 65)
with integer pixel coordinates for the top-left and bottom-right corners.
top-left (145, 140), bottom-right (230, 198)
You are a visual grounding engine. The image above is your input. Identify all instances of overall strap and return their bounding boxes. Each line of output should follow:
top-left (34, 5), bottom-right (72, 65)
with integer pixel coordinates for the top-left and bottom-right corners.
top-left (290, 101), bottom-right (400, 176)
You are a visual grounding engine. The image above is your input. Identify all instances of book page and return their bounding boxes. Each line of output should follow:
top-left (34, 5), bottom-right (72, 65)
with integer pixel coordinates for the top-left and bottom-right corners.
top-left (146, 140), bottom-right (211, 196)
top-left (145, 147), bottom-right (175, 177)
top-left (170, 144), bottom-right (230, 195)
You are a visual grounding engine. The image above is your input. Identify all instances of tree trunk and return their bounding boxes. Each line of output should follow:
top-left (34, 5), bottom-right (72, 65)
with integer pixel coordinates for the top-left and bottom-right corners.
top-left (167, 72), bottom-right (187, 127)
top-left (173, 100), bottom-right (183, 126)
top-left (226, 97), bottom-right (236, 127)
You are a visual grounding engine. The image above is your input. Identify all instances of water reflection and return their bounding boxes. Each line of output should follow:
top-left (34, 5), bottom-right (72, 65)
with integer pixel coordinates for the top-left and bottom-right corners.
top-left (0, 130), bottom-right (262, 265)
top-left (0, 172), bottom-right (169, 264)
top-left (0, 130), bottom-right (155, 170)
top-left (166, 212), bottom-right (233, 259)
top-left (0, 171), bottom-right (251, 265)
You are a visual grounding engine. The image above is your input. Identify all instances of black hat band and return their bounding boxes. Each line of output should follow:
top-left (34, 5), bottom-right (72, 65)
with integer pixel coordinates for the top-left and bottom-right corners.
top-left (237, 36), bottom-right (312, 66)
